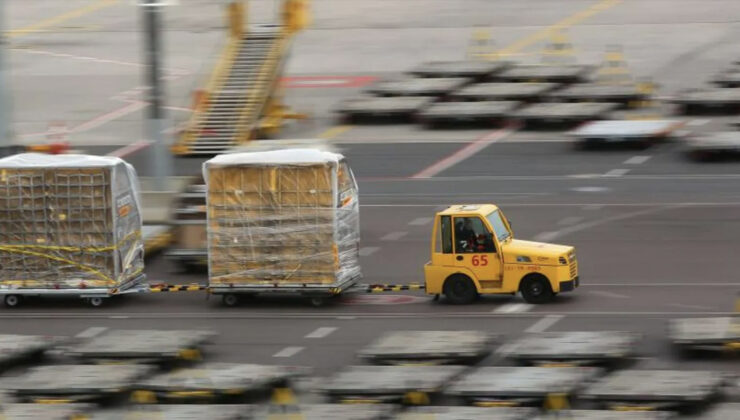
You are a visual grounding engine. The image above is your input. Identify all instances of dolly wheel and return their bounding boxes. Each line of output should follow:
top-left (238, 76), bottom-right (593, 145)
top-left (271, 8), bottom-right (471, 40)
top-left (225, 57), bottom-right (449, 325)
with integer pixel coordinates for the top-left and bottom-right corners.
top-left (4, 294), bottom-right (21, 308)
top-left (88, 297), bottom-right (105, 308)
top-left (222, 294), bottom-right (239, 307)
top-left (309, 297), bottom-right (326, 307)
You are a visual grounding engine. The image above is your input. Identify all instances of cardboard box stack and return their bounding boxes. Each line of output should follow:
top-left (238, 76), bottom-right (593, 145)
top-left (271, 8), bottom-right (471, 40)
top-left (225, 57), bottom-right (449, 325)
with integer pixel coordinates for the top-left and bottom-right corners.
top-left (0, 154), bottom-right (144, 289)
top-left (204, 149), bottom-right (361, 288)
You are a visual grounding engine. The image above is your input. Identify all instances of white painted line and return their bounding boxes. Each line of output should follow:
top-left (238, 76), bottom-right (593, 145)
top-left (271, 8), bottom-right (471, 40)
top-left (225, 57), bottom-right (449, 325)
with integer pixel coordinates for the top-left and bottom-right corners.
top-left (533, 231), bottom-right (559, 242)
top-left (305, 327), bottom-right (337, 339)
top-left (525, 315), bottom-right (564, 333)
top-left (273, 346), bottom-right (304, 358)
top-left (582, 204), bottom-right (604, 211)
top-left (571, 186), bottom-right (610, 193)
top-left (358, 247), bottom-right (380, 257)
top-left (75, 326), bottom-right (108, 338)
top-left (107, 140), bottom-right (152, 158)
top-left (604, 168), bottom-right (630, 177)
top-left (380, 231), bottom-right (408, 241)
top-left (587, 290), bottom-right (629, 299)
top-left (623, 155), bottom-right (651, 165)
top-left (493, 303), bottom-right (533, 313)
top-left (557, 216), bottom-right (584, 226)
top-left (408, 217), bottom-right (433, 226)
top-left (687, 119), bottom-right (709, 126)
top-left (411, 126), bottom-right (516, 178)
top-left (666, 303), bottom-right (714, 311)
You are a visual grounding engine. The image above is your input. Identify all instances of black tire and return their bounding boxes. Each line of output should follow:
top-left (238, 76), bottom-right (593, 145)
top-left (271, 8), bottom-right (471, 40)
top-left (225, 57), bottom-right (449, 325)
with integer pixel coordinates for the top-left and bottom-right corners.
top-left (222, 294), bottom-right (239, 307)
top-left (4, 294), bottom-right (20, 308)
top-left (520, 275), bottom-right (554, 304)
top-left (88, 297), bottom-right (105, 308)
top-left (443, 274), bottom-right (478, 305)
top-left (309, 297), bottom-right (327, 307)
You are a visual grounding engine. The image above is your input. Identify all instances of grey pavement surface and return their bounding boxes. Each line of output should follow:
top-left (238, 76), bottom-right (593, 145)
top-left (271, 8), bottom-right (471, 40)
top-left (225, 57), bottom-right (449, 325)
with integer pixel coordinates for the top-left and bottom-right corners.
top-left (0, 1), bottom-right (739, 408)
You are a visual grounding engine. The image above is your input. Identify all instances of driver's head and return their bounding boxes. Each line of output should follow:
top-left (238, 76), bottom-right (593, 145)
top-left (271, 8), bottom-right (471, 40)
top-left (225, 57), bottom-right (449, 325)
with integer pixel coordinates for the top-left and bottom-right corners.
top-left (464, 219), bottom-right (472, 229)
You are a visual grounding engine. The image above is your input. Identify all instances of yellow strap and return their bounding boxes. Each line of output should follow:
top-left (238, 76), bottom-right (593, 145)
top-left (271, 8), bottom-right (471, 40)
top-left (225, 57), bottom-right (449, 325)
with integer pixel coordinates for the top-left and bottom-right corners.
top-left (0, 246), bottom-right (114, 283)
top-left (0, 230), bottom-right (141, 253)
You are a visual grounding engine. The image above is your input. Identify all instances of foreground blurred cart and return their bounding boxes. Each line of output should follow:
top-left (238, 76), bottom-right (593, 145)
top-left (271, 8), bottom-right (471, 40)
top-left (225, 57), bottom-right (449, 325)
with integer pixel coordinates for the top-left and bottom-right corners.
top-left (357, 330), bottom-right (495, 366)
top-left (395, 406), bottom-right (536, 419)
top-left (669, 317), bottom-right (740, 353)
top-left (497, 331), bottom-right (641, 366)
top-left (568, 120), bottom-right (683, 149)
top-left (0, 334), bottom-right (61, 372)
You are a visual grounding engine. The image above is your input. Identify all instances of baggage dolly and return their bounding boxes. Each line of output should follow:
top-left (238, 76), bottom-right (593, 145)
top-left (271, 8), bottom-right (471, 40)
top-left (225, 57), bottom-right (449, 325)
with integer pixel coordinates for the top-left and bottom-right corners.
top-left (418, 101), bottom-right (519, 127)
top-left (496, 331), bottom-right (641, 367)
top-left (672, 88), bottom-right (740, 114)
top-left (683, 132), bottom-right (740, 161)
top-left (445, 366), bottom-right (601, 408)
top-left (494, 64), bottom-right (594, 83)
top-left (358, 330), bottom-right (496, 366)
top-left (509, 102), bottom-right (619, 129)
top-left (581, 369), bottom-right (727, 412)
top-left (0, 274), bottom-right (149, 308)
top-left (0, 334), bottom-right (61, 372)
top-left (87, 405), bottom-right (257, 420)
top-left (131, 363), bottom-right (309, 404)
top-left (321, 365), bottom-right (466, 405)
top-left (712, 69), bottom-right (740, 88)
top-left (397, 406), bottom-right (536, 420)
top-left (0, 403), bottom-right (92, 420)
top-left (450, 82), bottom-right (559, 102)
top-left (532, 410), bottom-right (671, 419)
top-left (63, 329), bottom-right (216, 366)
top-left (337, 96), bottom-right (433, 123)
top-left (669, 316), bottom-right (740, 353)
top-left (0, 364), bottom-right (152, 404)
top-left (568, 119), bottom-right (683, 149)
top-left (695, 402), bottom-right (740, 419)
top-left (408, 61), bottom-right (511, 79)
top-left (365, 78), bottom-right (469, 97)
top-left (212, 277), bottom-right (364, 308)
top-left (548, 83), bottom-right (651, 107)
top-left (253, 404), bottom-right (397, 420)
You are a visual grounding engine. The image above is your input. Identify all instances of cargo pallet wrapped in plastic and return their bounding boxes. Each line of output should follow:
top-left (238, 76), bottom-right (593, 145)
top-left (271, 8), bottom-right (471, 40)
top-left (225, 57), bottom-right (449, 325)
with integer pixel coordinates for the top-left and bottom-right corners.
top-left (0, 153), bottom-right (146, 307)
top-left (203, 149), bottom-right (361, 306)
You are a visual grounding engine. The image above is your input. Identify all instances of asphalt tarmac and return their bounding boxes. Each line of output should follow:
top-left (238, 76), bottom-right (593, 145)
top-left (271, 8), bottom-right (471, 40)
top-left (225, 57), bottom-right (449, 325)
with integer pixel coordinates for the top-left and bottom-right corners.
top-left (1, 0), bottom-right (739, 398)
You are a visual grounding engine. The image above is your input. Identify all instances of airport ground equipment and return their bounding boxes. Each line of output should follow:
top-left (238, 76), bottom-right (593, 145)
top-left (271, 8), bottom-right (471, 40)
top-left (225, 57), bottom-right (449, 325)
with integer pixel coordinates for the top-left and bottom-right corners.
top-left (87, 405), bottom-right (256, 420)
top-left (338, 96), bottom-right (433, 123)
top-left (669, 316), bottom-right (740, 352)
top-left (445, 366), bottom-right (600, 406)
top-left (548, 83), bottom-right (650, 106)
top-left (532, 411), bottom-right (671, 419)
top-left (131, 363), bottom-right (308, 403)
top-left (0, 153), bottom-right (146, 308)
top-left (173, 1), bottom-right (310, 155)
top-left (142, 224), bottom-right (173, 257)
top-left (63, 329), bottom-right (215, 364)
top-left (418, 101), bottom-right (519, 127)
top-left (683, 132), bottom-right (740, 161)
top-left (0, 334), bottom-right (60, 372)
top-left (408, 61), bottom-right (512, 79)
top-left (581, 369), bottom-right (726, 411)
top-left (672, 88), bottom-right (740, 114)
top-left (203, 149), bottom-right (361, 307)
top-left (451, 82), bottom-right (559, 102)
top-left (0, 403), bottom-right (92, 420)
top-left (254, 404), bottom-right (396, 420)
top-left (510, 102), bottom-right (619, 128)
top-left (0, 364), bottom-right (152, 403)
top-left (424, 204), bottom-right (579, 304)
top-left (712, 68), bottom-right (740, 87)
top-left (568, 119), bottom-right (683, 148)
top-left (396, 406), bottom-right (537, 420)
top-left (365, 78), bottom-right (470, 97)
top-left (358, 331), bottom-right (495, 365)
top-left (497, 331), bottom-right (641, 366)
top-left (321, 365), bottom-right (466, 404)
top-left (494, 64), bottom-right (594, 83)
top-left (695, 403), bottom-right (740, 419)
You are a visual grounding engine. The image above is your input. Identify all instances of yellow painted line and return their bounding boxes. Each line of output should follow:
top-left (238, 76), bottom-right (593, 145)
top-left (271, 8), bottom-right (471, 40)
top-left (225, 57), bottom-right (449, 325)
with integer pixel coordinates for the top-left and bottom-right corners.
top-left (498, 0), bottom-right (623, 55)
top-left (319, 125), bottom-right (352, 140)
top-left (8, 0), bottom-right (120, 39)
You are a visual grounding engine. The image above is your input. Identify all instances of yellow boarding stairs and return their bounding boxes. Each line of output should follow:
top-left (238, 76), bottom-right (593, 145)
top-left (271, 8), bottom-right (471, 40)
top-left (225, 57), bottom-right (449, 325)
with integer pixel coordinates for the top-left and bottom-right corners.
top-left (173, 0), bottom-right (309, 156)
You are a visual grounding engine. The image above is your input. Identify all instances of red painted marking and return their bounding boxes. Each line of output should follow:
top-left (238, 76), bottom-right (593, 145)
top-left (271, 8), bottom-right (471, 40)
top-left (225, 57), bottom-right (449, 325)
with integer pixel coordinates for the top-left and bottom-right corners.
top-left (281, 75), bottom-right (377, 89)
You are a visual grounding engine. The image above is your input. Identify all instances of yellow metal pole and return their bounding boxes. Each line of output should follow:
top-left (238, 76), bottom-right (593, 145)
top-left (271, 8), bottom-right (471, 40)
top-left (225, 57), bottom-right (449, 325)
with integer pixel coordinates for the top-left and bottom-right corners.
top-left (228, 1), bottom-right (245, 39)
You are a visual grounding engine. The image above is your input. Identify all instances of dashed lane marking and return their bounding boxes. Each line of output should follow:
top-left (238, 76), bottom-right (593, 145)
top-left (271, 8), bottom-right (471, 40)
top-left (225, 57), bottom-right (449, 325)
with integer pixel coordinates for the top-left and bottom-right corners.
top-left (623, 155), bottom-right (651, 165)
top-left (408, 217), bottom-right (433, 226)
top-left (319, 125), bottom-right (353, 140)
top-left (587, 290), bottom-right (630, 299)
top-left (557, 216), bottom-right (584, 226)
top-left (525, 315), bottom-right (564, 333)
top-left (8, 0), bottom-right (119, 39)
top-left (604, 168), bottom-right (630, 177)
top-left (571, 186), bottom-right (610, 193)
top-left (493, 303), bottom-right (533, 314)
top-left (273, 346), bottom-right (304, 358)
top-left (305, 327), bottom-right (337, 339)
top-left (358, 247), bottom-right (380, 257)
top-left (380, 231), bottom-right (408, 241)
top-left (75, 327), bottom-right (108, 338)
